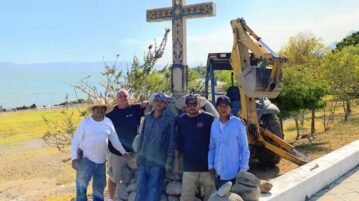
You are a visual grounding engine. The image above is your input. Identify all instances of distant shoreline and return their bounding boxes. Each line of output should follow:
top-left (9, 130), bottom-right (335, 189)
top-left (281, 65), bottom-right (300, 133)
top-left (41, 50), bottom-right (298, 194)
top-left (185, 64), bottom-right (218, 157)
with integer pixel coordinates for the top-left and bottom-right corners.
top-left (0, 99), bottom-right (85, 113)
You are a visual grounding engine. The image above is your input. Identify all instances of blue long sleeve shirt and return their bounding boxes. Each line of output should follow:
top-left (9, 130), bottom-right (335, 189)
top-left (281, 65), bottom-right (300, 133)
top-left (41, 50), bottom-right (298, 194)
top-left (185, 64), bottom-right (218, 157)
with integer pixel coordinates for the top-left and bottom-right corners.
top-left (208, 115), bottom-right (250, 180)
top-left (137, 109), bottom-right (176, 167)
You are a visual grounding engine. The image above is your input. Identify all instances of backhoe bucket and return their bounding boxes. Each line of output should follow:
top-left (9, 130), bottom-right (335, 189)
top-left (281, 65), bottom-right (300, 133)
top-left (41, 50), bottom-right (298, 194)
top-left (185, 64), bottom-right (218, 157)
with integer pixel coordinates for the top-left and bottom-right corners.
top-left (238, 65), bottom-right (282, 98)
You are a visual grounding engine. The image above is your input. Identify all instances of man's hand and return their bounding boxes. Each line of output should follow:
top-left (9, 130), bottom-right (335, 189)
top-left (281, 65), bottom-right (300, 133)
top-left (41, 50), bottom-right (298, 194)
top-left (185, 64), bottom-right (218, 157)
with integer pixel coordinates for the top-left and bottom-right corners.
top-left (174, 151), bottom-right (180, 176)
top-left (173, 164), bottom-right (180, 176)
top-left (142, 100), bottom-right (149, 108)
top-left (72, 159), bottom-right (79, 170)
top-left (239, 169), bottom-right (247, 173)
top-left (209, 168), bottom-right (217, 180)
top-left (209, 168), bottom-right (217, 175)
top-left (248, 123), bottom-right (259, 138)
top-left (127, 152), bottom-right (136, 158)
top-left (136, 156), bottom-right (140, 167)
top-left (174, 168), bottom-right (179, 176)
top-left (165, 164), bottom-right (172, 172)
top-left (209, 168), bottom-right (216, 175)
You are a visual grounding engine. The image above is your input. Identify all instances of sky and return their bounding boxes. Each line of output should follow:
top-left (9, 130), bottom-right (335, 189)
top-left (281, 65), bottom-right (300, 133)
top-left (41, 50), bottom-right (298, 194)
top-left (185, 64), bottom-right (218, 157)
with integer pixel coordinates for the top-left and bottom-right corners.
top-left (0, 0), bottom-right (358, 66)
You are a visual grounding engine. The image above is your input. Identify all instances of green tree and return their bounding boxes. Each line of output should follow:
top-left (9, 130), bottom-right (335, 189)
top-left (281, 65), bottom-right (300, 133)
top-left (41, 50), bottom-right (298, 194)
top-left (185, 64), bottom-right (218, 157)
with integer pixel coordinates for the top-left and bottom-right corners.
top-left (322, 45), bottom-right (359, 121)
top-left (335, 31), bottom-right (359, 51)
top-left (136, 66), bottom-right (171, 99)
top-left (188, 66), bottom-right (207, 94)
top-left (280, 32), bottom-right (326, 65)
top-left (277, 32), bottom-right (328, 136)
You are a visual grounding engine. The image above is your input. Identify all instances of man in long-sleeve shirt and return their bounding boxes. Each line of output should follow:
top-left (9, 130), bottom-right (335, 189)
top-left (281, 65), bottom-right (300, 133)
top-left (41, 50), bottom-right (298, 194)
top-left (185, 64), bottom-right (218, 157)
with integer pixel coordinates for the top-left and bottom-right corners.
top-left (135, 93), bottom-right (176, 201)
top-left (208, 95), bottom-right (250, 189)
top-left (175, 95), bottom-right (216, 201)
top-left (71, 99), bottom-right (127, 201)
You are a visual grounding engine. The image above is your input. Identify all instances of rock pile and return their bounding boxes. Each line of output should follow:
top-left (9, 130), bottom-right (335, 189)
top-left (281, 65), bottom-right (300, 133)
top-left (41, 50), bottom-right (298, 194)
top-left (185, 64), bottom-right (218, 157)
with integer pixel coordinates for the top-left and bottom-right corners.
top-left (208, 171), bottom-right (273, 201)
top-left (208, 182), bottom-right (243, 201)
top-left (231, 171), bottom-right (260, 201)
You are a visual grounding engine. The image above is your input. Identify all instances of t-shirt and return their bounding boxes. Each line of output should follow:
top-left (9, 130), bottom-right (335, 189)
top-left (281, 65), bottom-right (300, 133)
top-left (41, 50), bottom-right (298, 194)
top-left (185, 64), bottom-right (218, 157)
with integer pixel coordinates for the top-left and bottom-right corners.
top-left (106, 104), bottom-right (145, 153)
top-left (70, 117), bottom-right (126, 164)
top-left (176, 112), bottom-right (215, 172)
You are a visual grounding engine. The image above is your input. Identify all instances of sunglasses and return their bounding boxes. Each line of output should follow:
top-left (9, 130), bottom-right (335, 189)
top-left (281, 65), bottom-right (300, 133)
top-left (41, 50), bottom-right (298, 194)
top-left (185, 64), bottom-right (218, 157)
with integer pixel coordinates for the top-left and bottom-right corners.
top-left (186, 102), bottom-right (198, 107)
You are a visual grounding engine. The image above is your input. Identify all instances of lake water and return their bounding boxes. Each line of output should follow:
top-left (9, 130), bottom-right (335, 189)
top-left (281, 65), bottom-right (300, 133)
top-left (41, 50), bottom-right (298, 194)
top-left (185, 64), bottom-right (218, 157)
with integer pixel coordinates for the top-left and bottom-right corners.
top-left (0, 65), bottom-right (105, 109)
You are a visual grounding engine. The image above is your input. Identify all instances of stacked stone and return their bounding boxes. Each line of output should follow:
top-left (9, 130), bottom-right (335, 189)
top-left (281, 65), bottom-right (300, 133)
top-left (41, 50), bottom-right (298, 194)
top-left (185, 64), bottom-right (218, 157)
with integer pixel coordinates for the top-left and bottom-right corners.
top-left (208, 171), bottom-right (273, 201)
top-left (114, 155), bottom-right (204, 201)
top-left (113, 155), bottom-right (138, 201)
top-left (208, 181), bottom-right (243, 201)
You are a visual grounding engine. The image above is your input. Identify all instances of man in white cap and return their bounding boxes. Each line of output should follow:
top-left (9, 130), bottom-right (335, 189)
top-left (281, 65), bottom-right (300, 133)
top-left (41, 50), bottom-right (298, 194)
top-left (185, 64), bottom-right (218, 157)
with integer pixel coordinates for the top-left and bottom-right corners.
top-left (71, 98), bottom-right (127, 201)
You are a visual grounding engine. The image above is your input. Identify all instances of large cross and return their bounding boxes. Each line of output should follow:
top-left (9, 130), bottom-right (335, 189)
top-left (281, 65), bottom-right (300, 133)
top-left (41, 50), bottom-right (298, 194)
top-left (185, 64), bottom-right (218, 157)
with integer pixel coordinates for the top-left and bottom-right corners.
top-left (147, 0), bottom-right (216, 98)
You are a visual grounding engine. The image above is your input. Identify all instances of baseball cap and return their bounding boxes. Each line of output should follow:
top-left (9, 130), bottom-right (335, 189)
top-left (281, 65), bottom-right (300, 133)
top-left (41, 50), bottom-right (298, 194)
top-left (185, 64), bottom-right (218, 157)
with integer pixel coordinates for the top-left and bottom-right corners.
top-left (154, 93), bottom-right (167, 102)
top-left (185, 95), bottom-right (198, 104)
top-left (216, 95), bottom-right (231, 106)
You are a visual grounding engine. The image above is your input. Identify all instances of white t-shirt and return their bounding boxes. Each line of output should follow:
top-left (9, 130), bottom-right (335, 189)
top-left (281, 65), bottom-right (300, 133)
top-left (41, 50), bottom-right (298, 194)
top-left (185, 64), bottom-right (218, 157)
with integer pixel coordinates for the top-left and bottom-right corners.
top-left (71, 117), bottom-right (126, 164)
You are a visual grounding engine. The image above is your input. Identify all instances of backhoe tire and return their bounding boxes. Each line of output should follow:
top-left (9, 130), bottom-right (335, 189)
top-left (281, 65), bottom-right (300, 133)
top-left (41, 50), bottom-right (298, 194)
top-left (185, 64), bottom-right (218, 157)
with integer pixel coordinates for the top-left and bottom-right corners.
top-left (256, 113), bottom-right (283, 167)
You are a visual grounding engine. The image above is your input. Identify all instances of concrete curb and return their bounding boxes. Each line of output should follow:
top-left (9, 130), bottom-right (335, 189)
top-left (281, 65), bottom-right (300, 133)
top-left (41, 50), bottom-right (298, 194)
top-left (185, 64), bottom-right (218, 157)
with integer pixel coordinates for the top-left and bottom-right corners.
top-left (260, 139), bottom-right (359, 201)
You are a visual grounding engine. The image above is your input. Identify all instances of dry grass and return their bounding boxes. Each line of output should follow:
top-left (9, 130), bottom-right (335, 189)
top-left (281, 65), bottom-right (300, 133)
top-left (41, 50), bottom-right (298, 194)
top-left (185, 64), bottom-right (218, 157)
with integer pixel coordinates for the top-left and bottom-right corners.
top-left (0, 106), bottom-right (84, 144)
top-left (283, 101), bottom-right (359, 143)
top-left (42, 194), bottom-right (75, 201)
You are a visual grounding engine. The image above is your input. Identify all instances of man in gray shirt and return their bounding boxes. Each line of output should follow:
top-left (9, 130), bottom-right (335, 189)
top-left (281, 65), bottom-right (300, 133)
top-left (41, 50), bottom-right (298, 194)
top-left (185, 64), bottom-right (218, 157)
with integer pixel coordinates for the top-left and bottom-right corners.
top-left (135, 93), bottom-right (176, 201)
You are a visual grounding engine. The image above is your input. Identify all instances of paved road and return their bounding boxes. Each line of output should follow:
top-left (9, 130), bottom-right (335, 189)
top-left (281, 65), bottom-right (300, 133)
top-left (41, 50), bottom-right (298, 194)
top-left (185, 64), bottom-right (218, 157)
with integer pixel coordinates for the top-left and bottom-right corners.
top-left (310, 165), bottom-right (359, 201)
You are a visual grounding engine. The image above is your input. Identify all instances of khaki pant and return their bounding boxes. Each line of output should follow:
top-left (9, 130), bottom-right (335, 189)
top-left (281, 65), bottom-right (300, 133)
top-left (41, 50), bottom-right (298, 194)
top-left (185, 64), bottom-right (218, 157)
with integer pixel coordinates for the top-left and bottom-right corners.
top-left (180, 172), bottom-right (216, 201)
top-left (107, 153), bottom-right (127, 183)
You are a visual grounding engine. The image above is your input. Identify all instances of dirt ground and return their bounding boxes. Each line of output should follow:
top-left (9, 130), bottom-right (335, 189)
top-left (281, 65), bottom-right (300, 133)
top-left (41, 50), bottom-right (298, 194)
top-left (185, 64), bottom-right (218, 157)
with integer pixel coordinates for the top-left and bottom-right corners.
top-left (1, 121), bottom-right (359, 201)
top-left (0, 139), bottom-right (75, 201)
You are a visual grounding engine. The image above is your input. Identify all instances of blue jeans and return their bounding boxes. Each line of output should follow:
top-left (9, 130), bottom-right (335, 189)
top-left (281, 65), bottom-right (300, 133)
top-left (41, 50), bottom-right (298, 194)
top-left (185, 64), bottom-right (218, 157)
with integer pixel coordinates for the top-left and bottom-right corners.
top-left (215, 176), bottom-right (236, 190)
top-left (135, 164), bottom-right (165, 201)
top-left (76, 157), bottom-right (106, 201)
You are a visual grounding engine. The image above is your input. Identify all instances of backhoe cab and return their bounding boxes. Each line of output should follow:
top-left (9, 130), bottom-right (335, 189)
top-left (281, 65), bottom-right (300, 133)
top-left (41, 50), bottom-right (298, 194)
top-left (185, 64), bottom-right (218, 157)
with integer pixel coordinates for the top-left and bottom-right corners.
top-left (204, 18), bottom-right (310, 166)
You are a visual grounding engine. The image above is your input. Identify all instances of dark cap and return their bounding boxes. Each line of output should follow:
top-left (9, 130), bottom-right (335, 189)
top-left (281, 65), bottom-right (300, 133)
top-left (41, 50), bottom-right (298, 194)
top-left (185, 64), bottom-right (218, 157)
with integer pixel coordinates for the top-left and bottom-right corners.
top-left (216, 95), bottom-right (231, 106)
top-left (185, 95), bottom-right (198, 104)
top-left (154, 93), bottom-right (167, 102)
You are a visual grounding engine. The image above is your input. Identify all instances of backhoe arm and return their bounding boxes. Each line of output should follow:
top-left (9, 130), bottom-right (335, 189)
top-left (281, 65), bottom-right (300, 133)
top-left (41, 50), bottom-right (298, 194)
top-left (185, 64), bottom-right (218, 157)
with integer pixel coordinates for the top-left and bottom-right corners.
top-left (230, 18), bottom-right (286, 99)
top-left (229, 18), bottom-right (309, 166)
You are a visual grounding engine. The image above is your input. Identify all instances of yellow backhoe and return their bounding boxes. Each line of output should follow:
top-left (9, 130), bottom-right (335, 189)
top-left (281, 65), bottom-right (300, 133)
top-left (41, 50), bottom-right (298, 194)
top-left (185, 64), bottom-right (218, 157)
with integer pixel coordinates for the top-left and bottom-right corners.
top-left (204, 18), bottom-right (310, 166)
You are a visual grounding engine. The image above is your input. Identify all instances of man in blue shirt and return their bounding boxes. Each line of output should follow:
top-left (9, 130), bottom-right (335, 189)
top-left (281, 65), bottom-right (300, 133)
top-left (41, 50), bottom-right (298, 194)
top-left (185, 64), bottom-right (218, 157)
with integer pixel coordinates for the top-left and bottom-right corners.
top-left (135, 93), bottom-right (176, 201)
top-left (208, 95), bottom-right (250, 189)
top-left (175, 95), bottom-right (216, 201)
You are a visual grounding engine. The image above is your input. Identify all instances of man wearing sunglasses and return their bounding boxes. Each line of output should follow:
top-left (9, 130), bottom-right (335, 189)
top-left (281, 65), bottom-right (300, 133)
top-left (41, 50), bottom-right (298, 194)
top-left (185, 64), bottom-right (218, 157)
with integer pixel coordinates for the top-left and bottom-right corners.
top-left (174, 95), bottom-right (216, 201)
